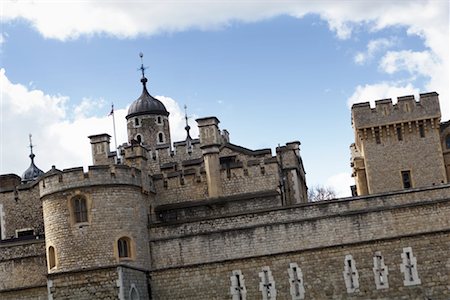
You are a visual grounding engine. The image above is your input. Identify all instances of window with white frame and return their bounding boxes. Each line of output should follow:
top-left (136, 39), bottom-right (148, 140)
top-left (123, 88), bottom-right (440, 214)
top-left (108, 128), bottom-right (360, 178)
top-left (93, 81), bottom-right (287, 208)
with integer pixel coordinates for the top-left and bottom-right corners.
top-left (287, 263), bottom-right (305, 300)
top-left (400, 247), bottom-right (421, 286)
top-left (229, 270), bottom-right (246, 300)
top-left (343, 255), bottom-right (359, 293)
top-left (373, 251), bottom-right (389, 289)
top-left (259, 266), bottom-right (277, 300)
top-left (129, 284), bottom-right (140, 300)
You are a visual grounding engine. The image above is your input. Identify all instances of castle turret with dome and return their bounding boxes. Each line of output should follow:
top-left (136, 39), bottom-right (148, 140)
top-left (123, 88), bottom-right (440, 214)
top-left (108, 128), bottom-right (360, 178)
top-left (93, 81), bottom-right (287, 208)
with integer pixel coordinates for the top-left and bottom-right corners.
top-left (21, 134), bottom-right (44, 183)
top-left (126, 53), bottom-right (171, 150)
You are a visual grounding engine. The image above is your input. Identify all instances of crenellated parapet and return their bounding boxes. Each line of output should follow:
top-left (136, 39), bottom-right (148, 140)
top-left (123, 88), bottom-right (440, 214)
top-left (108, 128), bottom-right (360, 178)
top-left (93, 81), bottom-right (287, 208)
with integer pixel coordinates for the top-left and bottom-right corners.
top-left (39, 165), bottom-right (150, 198)
top-left (352, 92), bottom-right (441, 130)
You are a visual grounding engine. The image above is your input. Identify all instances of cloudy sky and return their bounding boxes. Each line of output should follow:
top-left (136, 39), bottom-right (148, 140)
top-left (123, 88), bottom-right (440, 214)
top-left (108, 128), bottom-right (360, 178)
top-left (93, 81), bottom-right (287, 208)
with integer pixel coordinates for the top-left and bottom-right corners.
top-left (1, 0), bottom-right (449, 196)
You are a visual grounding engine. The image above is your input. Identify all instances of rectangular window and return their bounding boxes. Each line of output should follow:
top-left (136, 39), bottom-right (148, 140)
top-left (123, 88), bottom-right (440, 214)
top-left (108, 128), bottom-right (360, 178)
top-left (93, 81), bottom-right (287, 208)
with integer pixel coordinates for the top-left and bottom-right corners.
top-left (16, 228), bottom-right (34, 238)
top-left (374, 128), bottom-right (381, 144)
top-left (401, 171), bottom-right (412, 189)
top-left (418, 123), bottom-right (425, 138)
top-left (396, 126), bottom-right (403, 141)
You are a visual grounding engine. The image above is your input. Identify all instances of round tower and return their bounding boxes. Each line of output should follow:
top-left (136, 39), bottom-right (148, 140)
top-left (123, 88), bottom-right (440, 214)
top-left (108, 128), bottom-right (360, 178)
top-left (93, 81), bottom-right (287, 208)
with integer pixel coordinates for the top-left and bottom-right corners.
top-left (126, 54), bottom-right (171, 150)
top-left (39, 165), bottom-right (151, 298)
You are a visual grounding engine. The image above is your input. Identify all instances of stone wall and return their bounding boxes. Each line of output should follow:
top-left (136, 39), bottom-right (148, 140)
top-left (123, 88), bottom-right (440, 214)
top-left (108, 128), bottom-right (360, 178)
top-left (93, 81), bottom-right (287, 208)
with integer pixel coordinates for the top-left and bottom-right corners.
top-left (150, 231), bottom-right (449, 299)
top-left (0, 239), bottom-right (47, 293)
top-left (119, 266), bottom-right (150, 300)
top-left (48, 267), bottom-right (119, 299)
top-left (0, 182), bottom-right (44, 239)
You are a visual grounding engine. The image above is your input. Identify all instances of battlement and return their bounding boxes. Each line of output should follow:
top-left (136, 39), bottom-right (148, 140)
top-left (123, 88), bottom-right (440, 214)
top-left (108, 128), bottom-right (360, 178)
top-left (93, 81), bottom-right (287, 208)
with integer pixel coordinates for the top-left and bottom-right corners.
top-left (39, 164), bottom-right (146, 198)
top-left (352, 92), bottom-right (441, 129)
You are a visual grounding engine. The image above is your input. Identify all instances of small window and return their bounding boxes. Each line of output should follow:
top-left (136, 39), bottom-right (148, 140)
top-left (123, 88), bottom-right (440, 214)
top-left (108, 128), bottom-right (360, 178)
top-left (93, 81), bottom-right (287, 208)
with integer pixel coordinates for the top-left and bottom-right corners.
top-left (129, 285), bottom-right (140, 300)
top-left (401, 171), bottom-right (412, 189)
top-left (16, 228), bottom-right (34, 238)
top-left (400, 247), bottom-right (421, 286)
top-left (136, 134), bottom-right (142, 144)
top-left (230, 270), bottom-right (247, 300)
top-left (156, 116), bottom-right (162, 124)
top-left (134, 118), bottom-right (140, 127)
top-left (259, 266), bottom-right (276, 300)
top-left (343, 255), bottom-right (359, 293)
top-left (374, 128), bottom-right (381, 144)
top-left (418, 122), bottom-right (425, 138)
top-left (396, 126), bottom-right (403, 141)
top-left (73, 196), bottom-right (88, 223)
top-left (446, 135), bottom-right (450, 149)
top-left (48, 246), bottom-right (56, 269)
top-left (118, 237), bottom-right (131, 258)
top-left (158, 132), bottom-right (164, 144)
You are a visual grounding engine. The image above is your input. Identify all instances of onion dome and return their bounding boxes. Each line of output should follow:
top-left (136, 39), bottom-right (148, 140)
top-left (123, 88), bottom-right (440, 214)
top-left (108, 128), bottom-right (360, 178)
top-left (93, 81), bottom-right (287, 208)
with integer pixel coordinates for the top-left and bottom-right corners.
top-left (22, 135), bottom-right (44, 183)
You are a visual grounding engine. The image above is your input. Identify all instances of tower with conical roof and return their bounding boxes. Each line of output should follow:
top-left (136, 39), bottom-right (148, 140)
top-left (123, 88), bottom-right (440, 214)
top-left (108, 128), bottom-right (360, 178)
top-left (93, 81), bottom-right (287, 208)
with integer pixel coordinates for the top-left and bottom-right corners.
top-left (126, 53), bottom-right (171, 150)
top-left (22, 134), bottom-right (44, 183)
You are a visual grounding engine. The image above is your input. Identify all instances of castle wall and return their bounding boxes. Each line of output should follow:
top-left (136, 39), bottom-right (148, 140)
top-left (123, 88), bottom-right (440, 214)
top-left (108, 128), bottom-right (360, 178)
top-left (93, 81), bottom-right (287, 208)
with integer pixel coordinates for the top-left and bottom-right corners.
top-left (0, 239), bottom-right (47, 294)
top-left (148, 185), bottom-right (450, 269)
top-left (0, 183), bottom-right (44, 239)
top-left (149, 231), bottom-right (449, 299)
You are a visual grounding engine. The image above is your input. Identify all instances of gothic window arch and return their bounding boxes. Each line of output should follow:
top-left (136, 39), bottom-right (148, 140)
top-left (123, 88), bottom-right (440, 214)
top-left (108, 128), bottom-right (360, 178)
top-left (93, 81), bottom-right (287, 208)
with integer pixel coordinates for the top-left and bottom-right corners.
top-left (72, 195), bottom-right (88, 223)
top-left (129, 284), bottom-right (140, 300)
top-left (135, 134), bottom-right (142, 144)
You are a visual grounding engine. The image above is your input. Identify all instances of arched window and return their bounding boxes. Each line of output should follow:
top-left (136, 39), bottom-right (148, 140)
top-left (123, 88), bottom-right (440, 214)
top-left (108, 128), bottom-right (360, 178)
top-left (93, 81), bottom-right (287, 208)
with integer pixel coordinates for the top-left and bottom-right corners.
top-left (136, 134), bottom-right (142, 144)
top-left (134, 118), bottom-right (140, 127)
top-left (129, 285), bottom-right (140, 300)
top-left (118, 237), bottom-right (131, 258)
top-left (156, 116), bottom-right (162, 124)
top-left (446, 134), bottom-right (450, 149)
top-left (73, 196), bottom-right (88, 223)
top-left (158, 132), bottom-right (164, 144)
top-left (48, 246), bottom-right (56, 269)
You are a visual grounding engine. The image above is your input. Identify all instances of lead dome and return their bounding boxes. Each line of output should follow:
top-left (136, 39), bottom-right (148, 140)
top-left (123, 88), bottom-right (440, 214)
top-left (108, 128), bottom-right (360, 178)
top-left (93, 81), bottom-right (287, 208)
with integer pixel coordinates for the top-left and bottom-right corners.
top-left (126, 77), bottom-right (169, 119)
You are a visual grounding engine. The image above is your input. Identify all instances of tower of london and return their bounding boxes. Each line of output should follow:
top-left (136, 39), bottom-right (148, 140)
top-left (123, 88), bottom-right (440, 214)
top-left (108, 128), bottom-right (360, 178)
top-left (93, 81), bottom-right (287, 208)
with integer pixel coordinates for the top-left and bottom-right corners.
top-left (0, 66), bottom-right (449, 299)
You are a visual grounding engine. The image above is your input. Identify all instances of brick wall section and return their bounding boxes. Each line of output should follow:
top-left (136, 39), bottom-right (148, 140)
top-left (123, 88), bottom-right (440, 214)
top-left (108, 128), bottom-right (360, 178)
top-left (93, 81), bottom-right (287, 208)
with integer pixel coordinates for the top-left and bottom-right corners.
top-left (149, 231), bottom-right (450, 299)
top-left (0, 183), bottom-right (44, 239)
top-left (48, 267), bottom-right (119, 299)
top-left (0, 239), bottom-right (47, 292)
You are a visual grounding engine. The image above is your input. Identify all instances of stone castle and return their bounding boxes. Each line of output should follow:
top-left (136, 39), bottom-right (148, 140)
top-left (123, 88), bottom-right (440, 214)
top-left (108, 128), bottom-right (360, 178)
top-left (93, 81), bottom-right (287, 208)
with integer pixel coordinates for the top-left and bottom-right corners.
top-left (0, 66), bottom-right (449, 299)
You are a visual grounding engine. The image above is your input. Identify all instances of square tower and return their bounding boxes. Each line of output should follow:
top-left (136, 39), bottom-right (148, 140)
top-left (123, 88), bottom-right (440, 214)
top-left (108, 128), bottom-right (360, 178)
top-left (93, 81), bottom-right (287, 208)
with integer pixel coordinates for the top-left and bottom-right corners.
top-left (350, 92), bottom-right (447, 195)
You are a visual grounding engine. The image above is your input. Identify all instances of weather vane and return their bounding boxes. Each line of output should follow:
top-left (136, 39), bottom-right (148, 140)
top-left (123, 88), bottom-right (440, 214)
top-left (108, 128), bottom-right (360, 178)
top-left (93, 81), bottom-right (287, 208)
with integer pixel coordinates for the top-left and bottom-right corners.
top-left (138, 52), bottom-right (148, 78)
top-left (28, 133), bottom-right (34, 155)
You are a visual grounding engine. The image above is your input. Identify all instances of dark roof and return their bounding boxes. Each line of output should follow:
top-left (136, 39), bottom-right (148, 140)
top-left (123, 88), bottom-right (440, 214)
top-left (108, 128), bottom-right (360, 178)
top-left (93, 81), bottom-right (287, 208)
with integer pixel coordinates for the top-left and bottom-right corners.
top-left (22, 153), bottom-right (44, 183)
top-left (126, 77), bottom-right (169, 119)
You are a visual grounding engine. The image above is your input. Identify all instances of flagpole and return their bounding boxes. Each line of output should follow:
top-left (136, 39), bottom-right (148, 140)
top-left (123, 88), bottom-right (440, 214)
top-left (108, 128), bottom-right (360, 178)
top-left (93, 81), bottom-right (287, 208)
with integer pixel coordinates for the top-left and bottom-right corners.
top-left (110, 104), bottom-right (119, 160)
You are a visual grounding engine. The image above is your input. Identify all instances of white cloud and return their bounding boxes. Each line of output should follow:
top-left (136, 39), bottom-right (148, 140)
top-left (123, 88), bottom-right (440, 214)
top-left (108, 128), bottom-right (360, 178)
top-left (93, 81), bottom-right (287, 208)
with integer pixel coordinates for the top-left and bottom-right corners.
top-left (379, 50), bottom-right (438, 75)
top-left (354, 38), bottom-right (396, 65)
top-left (347, 82), bottom-right (420, 108)
top-left (326, 172), bottom-right (353, 197)
top-left (0, 69), bottom-right (196, 176)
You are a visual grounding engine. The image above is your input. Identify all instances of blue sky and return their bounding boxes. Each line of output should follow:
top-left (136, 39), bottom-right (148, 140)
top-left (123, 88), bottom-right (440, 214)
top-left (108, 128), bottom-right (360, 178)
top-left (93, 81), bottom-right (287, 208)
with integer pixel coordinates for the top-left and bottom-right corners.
top-left (1, 1), bottom-right (449, 196)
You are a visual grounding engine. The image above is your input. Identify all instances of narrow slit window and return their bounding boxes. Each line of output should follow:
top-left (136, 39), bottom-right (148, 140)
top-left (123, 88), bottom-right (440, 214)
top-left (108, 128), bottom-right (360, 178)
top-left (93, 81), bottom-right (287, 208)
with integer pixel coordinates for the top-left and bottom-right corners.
top-left (446, 135), bottom-right (450, 149)
top-left (343, 255), bottom-right (359, 293)
top-left (400, 247), bottom-right (421, 286)
top-left (418, 122), bottom-right (425, 138)
top-left (288, 263), bottom-right (305, 300)
top-left (373, 251), bottom-right (389, 289)
top-left (259, 266), bottom-right (277, 300)
top-left (136, 134), bottom-right (142, 144)
top-left (374, 128), bottom-right (381, 144)
top-left (134, 118), bottom-right (140, 127)
top-left (401, 171), bottom-right (412, 189)
top-left (396, 126), bottom-right (403, 141)
top-left (158, 132), bottom-right (164, 144)
top-left (157, 116), bottom-right (162, 124)
top-left (230, 270), bottom-right (246, 300)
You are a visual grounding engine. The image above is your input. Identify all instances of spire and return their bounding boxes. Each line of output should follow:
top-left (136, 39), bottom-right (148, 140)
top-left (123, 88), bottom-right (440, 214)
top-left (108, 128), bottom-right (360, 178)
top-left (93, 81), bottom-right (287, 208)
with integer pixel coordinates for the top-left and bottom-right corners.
top-left (184, 105), bottom-right (193, 154)
top-left (139, 52), bottom-right (148, 88)
top-left (22, 134), bottom-right (44, 183)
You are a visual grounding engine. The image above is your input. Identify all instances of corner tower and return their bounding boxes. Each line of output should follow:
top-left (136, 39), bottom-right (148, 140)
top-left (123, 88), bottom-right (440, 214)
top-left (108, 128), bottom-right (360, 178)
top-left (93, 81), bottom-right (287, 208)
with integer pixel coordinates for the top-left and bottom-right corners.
top-left (126, 53), bottom-right (171, 150)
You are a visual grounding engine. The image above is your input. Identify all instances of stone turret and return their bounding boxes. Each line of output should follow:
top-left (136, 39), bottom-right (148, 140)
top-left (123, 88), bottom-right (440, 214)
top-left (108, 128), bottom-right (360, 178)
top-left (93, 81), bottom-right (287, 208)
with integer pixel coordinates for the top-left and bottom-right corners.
top-left (197, 117), bottom-right (222, 198)
top-left (351, 92), bottom-right (447, 195)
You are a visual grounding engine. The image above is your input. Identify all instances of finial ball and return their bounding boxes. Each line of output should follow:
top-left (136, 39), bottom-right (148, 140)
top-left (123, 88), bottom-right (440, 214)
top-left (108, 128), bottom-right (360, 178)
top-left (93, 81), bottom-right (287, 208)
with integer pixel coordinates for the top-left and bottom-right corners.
top-left (139, 52), bottom-right (143, 58)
